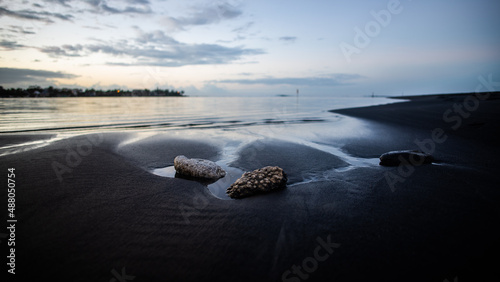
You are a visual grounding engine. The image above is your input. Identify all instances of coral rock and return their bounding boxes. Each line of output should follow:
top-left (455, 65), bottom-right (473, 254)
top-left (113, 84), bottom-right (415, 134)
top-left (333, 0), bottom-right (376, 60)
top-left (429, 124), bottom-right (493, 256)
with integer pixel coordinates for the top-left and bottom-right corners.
top-left (174, 155), bottom-right (226, 179)
top-left (227, 166), bottom-right (287, 199)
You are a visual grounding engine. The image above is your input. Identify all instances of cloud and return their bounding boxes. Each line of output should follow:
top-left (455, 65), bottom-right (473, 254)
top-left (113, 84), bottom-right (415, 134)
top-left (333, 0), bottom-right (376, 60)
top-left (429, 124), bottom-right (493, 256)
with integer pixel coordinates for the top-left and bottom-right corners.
top-left (217, 74), bottom-right (364, 87)
top-left (83, 0), bottom-right (152, 14)
top-left (43, 0), bottom-right (72, 7)
top-left (0, 6), bottom-right (73, 23)
top-left (38, 29), bottom-right (265, 67)
top-left (279, 36), bottom-right (297, 43)
top-left (165, 2), bottom-right (243, 30)
top-left (6, 0), bottom-right (153, 16)
top-left (5, 25), bottom-right (37, 34)
top-left (0, 40), bottom-right (26, 50)
top-left (0, 67), bottom-right (78, 84)
top-left (82, 25), bottom-right (102, 30)
top-left (26, 10), bottom-right (74, 21)
top-left (212, 21), bottom-right (255, 43)
top-left (133, 28), bottom-right (178, 45)
top-left (232, 21), bottom-right (254, 33)
top-left (0, 6), bottom-right (52, 22)
top-left (126, 0), bottom-right (150, 5)
top-left (38, 45), bottom-right (83, 57)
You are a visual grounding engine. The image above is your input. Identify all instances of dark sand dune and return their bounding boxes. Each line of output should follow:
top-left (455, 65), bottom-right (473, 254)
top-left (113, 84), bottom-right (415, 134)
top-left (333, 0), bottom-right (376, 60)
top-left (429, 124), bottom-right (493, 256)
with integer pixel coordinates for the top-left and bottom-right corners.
top-left (1, 93), bottom-right (499, 281)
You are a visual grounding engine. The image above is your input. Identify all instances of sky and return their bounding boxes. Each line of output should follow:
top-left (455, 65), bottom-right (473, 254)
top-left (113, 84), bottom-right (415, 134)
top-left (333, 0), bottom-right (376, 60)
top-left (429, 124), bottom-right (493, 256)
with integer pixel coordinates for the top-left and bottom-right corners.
top-left (0, 0), bottom-right (499, 96)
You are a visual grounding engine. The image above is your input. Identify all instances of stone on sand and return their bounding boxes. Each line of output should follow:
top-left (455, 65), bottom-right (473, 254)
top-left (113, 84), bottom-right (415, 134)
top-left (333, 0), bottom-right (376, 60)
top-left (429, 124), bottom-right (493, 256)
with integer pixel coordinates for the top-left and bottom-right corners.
top-left (379, 150), bottom-right (434, 166)
top-left (174, 155), bottom-right (226, 179)
top-left (226, 166), bottom-right (287, 199)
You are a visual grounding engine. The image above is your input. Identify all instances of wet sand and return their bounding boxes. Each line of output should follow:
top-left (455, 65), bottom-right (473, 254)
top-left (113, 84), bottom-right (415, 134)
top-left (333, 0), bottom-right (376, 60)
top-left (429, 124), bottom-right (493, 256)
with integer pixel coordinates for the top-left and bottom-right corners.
top-left (1, 93), bottom-right (499, 281)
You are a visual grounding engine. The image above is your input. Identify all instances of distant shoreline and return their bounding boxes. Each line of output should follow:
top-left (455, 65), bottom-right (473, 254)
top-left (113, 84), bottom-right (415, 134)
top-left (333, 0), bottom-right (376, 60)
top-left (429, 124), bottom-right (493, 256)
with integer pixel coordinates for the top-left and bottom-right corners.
top-left (0, 95), bottom-right (187, 98)
top-left (0, 86), bottom-right (185, 98)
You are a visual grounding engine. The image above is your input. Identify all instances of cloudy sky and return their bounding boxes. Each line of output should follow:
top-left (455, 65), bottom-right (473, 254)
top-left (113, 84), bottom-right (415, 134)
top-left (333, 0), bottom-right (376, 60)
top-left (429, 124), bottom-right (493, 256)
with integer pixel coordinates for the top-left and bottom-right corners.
top-left (1, 0), bottom-right (499, 96)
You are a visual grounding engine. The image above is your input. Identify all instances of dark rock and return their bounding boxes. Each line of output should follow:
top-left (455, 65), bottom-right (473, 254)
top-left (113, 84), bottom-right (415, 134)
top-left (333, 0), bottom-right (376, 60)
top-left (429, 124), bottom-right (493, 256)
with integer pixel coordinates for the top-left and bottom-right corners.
top-left (379, 150), bottom-right (434, 166)
top-left (226, 166), bottom-right (287, 199)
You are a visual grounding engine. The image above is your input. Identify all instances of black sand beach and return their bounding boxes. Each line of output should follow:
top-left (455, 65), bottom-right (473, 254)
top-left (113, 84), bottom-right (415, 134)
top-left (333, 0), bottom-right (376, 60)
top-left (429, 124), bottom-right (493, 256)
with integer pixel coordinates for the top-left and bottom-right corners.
top-left (1, 93), bottom-right (500, 281)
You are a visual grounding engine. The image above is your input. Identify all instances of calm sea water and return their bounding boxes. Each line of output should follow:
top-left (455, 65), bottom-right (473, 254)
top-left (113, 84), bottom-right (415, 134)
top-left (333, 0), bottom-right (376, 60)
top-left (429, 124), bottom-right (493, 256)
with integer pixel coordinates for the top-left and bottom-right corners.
top-left (0, 96), bottom-right (397, 134)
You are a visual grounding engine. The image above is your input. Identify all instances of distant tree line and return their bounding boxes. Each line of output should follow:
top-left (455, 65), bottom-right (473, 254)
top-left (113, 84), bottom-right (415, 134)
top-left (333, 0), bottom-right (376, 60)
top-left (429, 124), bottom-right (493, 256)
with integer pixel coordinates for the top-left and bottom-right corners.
top-left (0, 85), bottom-right (185, 98)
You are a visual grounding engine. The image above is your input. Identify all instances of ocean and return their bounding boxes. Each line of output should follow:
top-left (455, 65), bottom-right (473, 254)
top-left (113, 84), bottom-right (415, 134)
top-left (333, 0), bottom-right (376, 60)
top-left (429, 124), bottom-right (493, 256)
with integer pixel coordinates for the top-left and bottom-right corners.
top-left (0, 96), bottom-right (397, 134)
